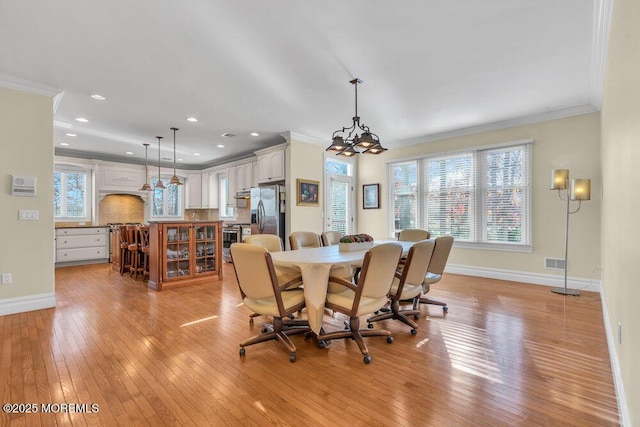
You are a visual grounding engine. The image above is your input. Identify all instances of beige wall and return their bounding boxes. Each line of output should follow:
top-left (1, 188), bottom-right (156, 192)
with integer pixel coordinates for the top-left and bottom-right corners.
top-left (286, 138), bottom-right (325, 246)
top-left (601, 0), bottom-right (639, 422)
top-left (356, 113), bottom-right (602, 281)
top-left (0, 86), bottom-right (55, 313)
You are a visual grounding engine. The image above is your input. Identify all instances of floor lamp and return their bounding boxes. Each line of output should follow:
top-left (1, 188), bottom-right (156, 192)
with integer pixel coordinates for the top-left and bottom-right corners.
top-left (550, 169), bottom-right (591, 296)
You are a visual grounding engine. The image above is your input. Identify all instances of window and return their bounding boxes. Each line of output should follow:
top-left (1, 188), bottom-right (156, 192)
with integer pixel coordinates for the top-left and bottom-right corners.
top-left (325, 157), bottom-right (355, 235)
top-left (151, 177), bottom-right (182, 218)
top-left (219, 174), bottom-right (236, 218)
top-left (54, 167), bottom-right (91, 220)
top-left (389, 142), bottom-right (531, 250)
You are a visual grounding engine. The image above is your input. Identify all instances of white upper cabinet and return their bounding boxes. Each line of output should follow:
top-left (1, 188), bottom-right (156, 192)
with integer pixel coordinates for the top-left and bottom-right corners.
top-left (208, 172), bottom-right (219, 209)
top-left (186, 174), bottom-right (202, 208)
top-left (256, 146), bottom-right (285, 184)
top-left (235, 161), bottom-right (254, 191)
top-left (226, 166), bottom-right (236, 207)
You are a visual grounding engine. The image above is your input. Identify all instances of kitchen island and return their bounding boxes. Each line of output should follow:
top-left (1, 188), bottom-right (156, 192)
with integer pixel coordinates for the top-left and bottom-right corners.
top-left (148, 220), bottom-right (223, 291)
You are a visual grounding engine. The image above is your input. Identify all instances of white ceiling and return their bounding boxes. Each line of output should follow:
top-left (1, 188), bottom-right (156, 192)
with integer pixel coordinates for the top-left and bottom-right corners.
top-left (0, 1), bottom-right (606, 169)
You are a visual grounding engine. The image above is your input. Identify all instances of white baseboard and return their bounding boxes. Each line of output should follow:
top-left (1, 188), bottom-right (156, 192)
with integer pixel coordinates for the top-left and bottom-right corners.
top-left (599, 290), bottom-right (629, 426)
top-left (446, 264), bottom-right (601, 293)
top-left (0, 293), bottom-right (56, 316)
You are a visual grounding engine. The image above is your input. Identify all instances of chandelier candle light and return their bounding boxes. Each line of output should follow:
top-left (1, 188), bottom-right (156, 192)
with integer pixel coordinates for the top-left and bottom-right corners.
top-left (169, 127), bottom-right (182, 186)
top-left (154, 136), bottom-right (166, 189)
top-left (139, 143), bottom-right (152, 191)
top-left (326, 78), bottom-right (387, 156)
top-left (549, 169), bottom-right (591, 296)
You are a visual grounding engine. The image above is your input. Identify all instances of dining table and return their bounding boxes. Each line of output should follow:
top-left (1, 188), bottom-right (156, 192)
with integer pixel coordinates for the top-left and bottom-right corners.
top-left (269, 240), bottom-right (415, 334)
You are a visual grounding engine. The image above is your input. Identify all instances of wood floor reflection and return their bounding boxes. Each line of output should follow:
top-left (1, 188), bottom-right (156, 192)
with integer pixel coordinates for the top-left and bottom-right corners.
top-left (0, 263), bottom-right (619, 426)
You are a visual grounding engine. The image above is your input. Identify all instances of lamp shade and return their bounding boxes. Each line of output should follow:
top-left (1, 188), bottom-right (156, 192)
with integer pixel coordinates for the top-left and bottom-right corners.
top-left (550, 169), bottom-right (569, 190)
top-left (570, 179), bottom-right (591, 201)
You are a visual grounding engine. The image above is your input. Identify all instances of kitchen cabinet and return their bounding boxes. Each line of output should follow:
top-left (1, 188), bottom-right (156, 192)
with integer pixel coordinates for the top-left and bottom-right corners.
top-left (226, 167), bottom-right (237, 207)
top-left (56, 227), bottom-right (109, 264)
top-left (148, 221), bottom-right (223, 291)
top-left (201, 172), bottom-right (210, 207)
top-left (256, 146), bottom-right (285, 183)
top-left (207, 172), bottom-right (219, 208)
top-left (235, 161), bottom-right (254, 191)
top-left (186, 174), bottom-right (202, 208)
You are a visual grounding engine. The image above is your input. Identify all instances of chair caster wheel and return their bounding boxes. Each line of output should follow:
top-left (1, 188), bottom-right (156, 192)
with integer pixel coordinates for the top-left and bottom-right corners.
top-left (386, 336), bottom-right (394, 344)
top-left (414, 314), bottom-right (421, 320)
top-left (363, 355), bottom-right (372, 364)
top-left (289, 353), bottom-right (296, 363)
top-left (443, 306), bottom-right (448, 313)
top-left (239, 348), bottom-right (246, 357)
top-left (367, 323), bottom-right (374, 329)
top-left (317, 340), bottom-right (326, 349)
top-left (410, 329), bottom-right (417, 335)
top-left (261, 327), bottom-right (269, 333)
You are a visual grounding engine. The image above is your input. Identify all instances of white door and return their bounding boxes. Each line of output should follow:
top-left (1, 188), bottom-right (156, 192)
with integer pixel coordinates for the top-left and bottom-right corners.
top-left (326, 176), bottom-right (352, 234)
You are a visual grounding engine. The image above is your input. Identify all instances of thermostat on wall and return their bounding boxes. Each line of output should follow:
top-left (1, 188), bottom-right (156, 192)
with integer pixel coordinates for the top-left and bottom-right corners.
top-left (11, 175), bottom-right (37, 196)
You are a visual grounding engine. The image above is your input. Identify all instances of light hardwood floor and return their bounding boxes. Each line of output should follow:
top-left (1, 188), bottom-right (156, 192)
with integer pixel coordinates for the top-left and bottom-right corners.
top-left (0, 263), bottom-right (619, 426)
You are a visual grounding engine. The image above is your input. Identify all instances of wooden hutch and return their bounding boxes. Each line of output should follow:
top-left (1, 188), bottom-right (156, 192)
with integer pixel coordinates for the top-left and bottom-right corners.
top-left (148, 220), bottom-right (223, 291)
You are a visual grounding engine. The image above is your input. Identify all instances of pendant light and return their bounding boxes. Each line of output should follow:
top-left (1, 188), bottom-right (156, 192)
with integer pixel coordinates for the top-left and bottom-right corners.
top-left (154, 136), bottom-right (166, 189)
top-left (139, 143), bottom-right (152, 191)
top-left (169, 127), bottom-right (182, 185)
top-left (326, 78), bottom-right (387, 156)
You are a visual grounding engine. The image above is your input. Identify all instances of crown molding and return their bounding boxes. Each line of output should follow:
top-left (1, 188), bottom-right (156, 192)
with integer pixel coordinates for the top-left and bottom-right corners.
top-left (590, 0), bottom-right (615, 110)
top-left (287, 131), bottom-right (326, 146)
top-left (387, 104), bottom-right (599, 148)
top-left (0, 72), bottom-right (63, 98)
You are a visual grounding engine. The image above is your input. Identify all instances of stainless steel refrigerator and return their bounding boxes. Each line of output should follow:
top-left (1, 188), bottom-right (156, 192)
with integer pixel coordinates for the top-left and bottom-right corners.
top-left (250, 184), bottom-right (285, 242)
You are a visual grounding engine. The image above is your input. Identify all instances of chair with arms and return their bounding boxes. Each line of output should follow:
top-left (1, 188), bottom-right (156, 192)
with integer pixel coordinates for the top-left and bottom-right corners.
top-left (318, 242), bottom-right (403, 364)
top-left (230, 243), bottom-right (310, 362)
top-left (241, 234), bottom-right (289, 325)
top-left (413, 236), bottom-right (454, 314)
top-left (367, 239), bottom-right (435, 335)
top-left (289, 231), bottom-right (322, 250)
top-left (398, 228), bottom-right (430, 242)
top-left (321, 230), bottom-right (342, 246)
top-left (244, 234), bottom-right (284, 252)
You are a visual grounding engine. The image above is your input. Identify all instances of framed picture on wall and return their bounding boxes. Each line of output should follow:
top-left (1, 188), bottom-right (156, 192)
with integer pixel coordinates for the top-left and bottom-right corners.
top-left (297, 178), bottom-right (320, 206)
top-left (363, 183), bottom-right (380, 209)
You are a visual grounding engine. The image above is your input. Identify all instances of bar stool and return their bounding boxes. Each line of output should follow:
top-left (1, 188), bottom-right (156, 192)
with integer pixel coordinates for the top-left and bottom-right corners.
top-left (127, 225), bottom-right (144, 280)
top-left (138, 225), bottom-right (150, 282)
top-left (119, 225), bottom-right (131, 275)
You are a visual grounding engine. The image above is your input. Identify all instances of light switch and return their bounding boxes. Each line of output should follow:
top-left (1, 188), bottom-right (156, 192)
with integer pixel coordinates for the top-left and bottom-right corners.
top-left (19, 210), bottom-right (39, 220)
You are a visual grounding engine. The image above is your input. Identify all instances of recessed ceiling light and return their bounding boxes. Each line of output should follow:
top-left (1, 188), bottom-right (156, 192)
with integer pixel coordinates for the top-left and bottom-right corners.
top-left (250, 132), bottom-right (259, 137)
top-left (75, 117), bottom-right (88, 123)
top-left (59, 142), bottom-right (70, 146)
top-left (90, 94), bottom-right (106, 101)
top-left (125, 151), bottom-right (134, 155)
top-left (194, 153), bottom-right (201, 156)
top-left (65, 133), bottom-right (77, 137)
top-left (186, 117), bottom-right (198, 122)
top-left (217, 144), bottom-right (224, 148)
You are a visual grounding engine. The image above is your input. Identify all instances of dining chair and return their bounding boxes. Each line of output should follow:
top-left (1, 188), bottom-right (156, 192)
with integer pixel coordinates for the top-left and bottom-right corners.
top-left (241, 234), bottom-right (294, 325)
top-left (398, 228), bottom-right (431, 242)
top-left (289, 231), bottom-right (322, 250)
top-left (366, 239), bottom-right (435, 335)
top-left (321, 230), bottom-right (342, 246)
top-left (230, 243), bottom-right (311, 362)
top-left (319, 242), bottom-right (403, 364)
top-left (413, 236), bottom-right (454, 315)
top-left (243, 234), bottom-right (283, 252)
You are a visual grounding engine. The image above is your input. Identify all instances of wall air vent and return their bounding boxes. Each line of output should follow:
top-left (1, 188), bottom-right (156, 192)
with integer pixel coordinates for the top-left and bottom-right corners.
top-left (221, 133), bottom-right (235, 138)
top-left (544, 257), bottom-right (566, 270)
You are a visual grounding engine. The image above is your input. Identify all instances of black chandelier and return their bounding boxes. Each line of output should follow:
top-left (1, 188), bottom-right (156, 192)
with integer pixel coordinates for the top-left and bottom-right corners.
top-left (326, 78), bottom-right (387, 156)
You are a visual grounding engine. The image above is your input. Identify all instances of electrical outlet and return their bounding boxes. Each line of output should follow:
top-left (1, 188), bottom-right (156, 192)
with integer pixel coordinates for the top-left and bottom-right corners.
top-left (1, 273), bottom-right (11, 284)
